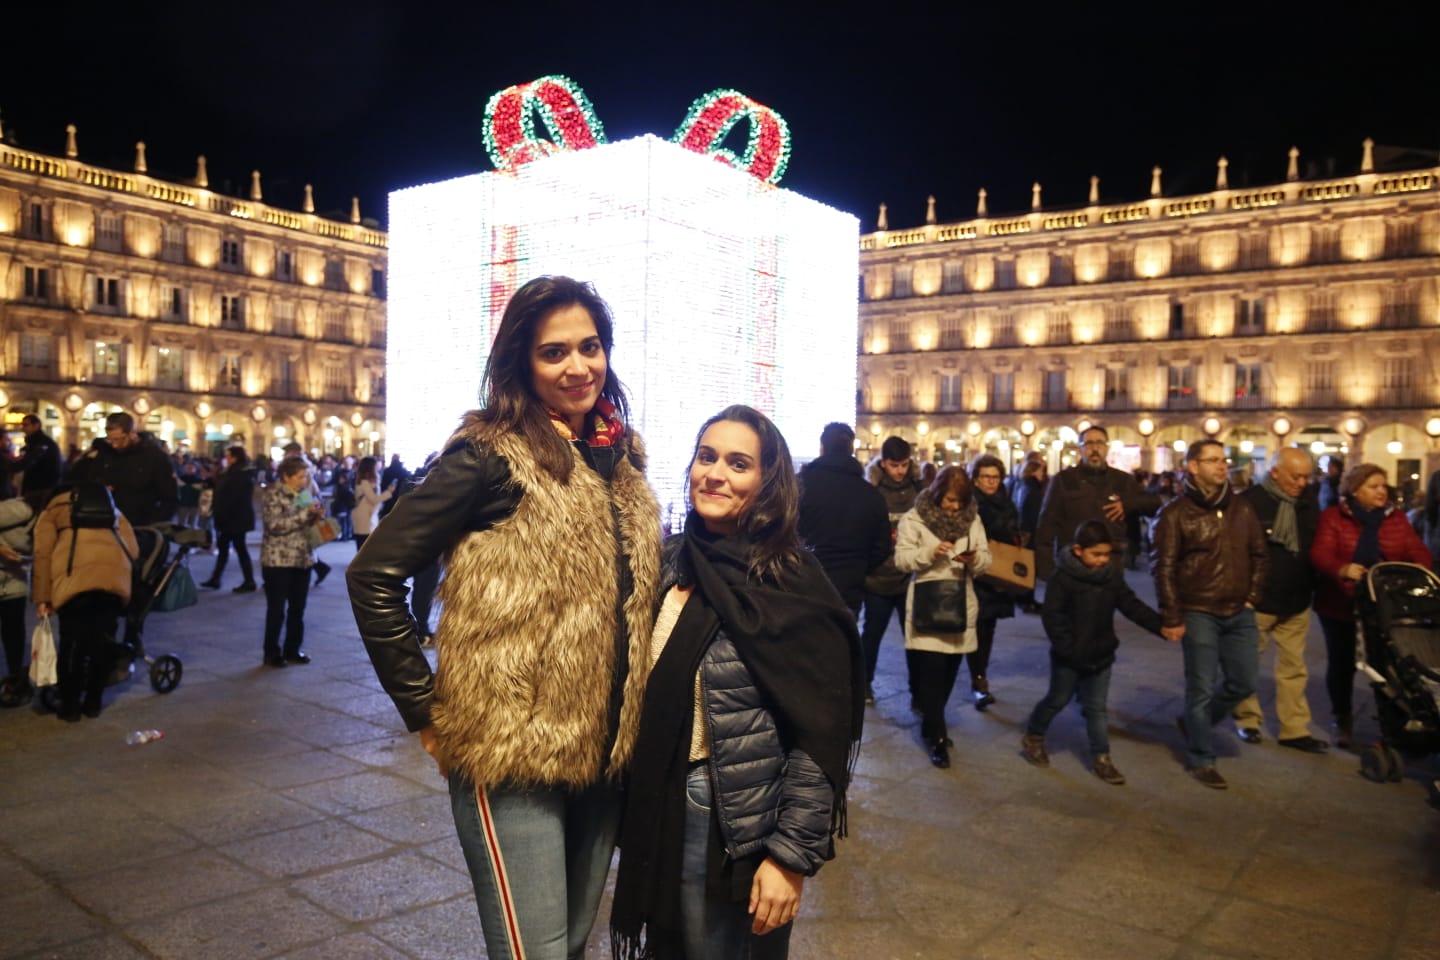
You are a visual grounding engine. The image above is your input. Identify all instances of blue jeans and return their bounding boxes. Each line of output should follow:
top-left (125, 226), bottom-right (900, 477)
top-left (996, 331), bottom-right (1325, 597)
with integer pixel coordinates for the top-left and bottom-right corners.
top-left (1181, 609), bottom-right (1260, 767)
top-left (449, 774), bottom-right (621, 960)
top-left (682, 765), bottom-right (792, 960)
top-left (1026, 661), bottom-right (1113, 756)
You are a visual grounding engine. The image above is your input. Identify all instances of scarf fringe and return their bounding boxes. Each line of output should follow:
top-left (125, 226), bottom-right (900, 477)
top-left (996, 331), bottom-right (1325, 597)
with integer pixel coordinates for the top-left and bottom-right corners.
top-left (610, 929), bottom-right (655, 960)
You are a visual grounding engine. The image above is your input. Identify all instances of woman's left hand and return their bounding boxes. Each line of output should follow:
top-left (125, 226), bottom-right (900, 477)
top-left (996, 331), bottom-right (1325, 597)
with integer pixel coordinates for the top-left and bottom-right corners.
top-left (749, 857), bottom-right (803, 935)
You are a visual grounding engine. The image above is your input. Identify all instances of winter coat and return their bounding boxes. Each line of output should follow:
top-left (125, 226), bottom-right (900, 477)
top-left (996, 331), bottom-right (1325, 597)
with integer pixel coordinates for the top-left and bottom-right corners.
top-left (31, 490), bottom-right (138, 610)
top-left (973, 488), bottom-right (1019, 622)
top-left (1242, 482), bottom-right (1320, 619)
top-left (863, 461), bottom-right (925, 595)
top-left (260, 485), bottom-right (317, 569)
top-left (0, 498), bottom-right (35, 602)
top-left (1042, 549), bottom-right (1163, 673)
top-left (17, 430), bottom-right (62, 495)
top-left (347, 419), bottom-right (660, 789)
top-left (657, 540), bottom-right (835, 876)
top-left (352, 478), bottom-right (392, 537)
top-left (1034, 465), bottom-right (1161, 580)
top-left (894, 507), bottom-right (990, 654)
top-left (71, 437), bottom-right (178, 526)
top-left (211, 466), bottom-right (256, 536)
top-left (797, 454), bottom-right (891, 609)
top-left (1152, 480), bottom-right (1268, 628)
top-left (1311, 500), bottom-right (1433, 622)
top-left (1012, 474), bottom-right (1046, 536)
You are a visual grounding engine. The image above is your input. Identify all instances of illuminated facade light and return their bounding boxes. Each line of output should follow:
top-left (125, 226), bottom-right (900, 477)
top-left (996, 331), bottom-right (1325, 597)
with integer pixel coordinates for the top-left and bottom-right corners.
top-left (387, 134), bottom-right (857, 514)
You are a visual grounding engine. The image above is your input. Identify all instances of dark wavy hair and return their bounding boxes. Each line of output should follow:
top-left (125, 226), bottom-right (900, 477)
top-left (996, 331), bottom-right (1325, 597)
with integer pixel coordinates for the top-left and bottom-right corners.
top-left (967, 453), bottom-right (1006, 482)
top-left (225, 445), bottom-right (249, 468)
top-left (356, 456), bottom-right (378, 483)
top-left (471, 275), bottom-right (632, 481)
top-left (689, 405), bottom-right (801, 581)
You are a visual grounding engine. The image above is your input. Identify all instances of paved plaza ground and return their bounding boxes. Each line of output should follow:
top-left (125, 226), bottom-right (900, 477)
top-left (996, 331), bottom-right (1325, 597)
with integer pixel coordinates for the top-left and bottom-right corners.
top-left (1, 540), bottom-right (1438, 959)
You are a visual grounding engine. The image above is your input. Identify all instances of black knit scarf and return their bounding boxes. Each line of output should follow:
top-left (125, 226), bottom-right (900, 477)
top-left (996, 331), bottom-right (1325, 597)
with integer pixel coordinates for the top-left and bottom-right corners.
top-left (610, 516), bottom-right (864, 960)
top-left (1347, 496), bottom-right (1388, 567)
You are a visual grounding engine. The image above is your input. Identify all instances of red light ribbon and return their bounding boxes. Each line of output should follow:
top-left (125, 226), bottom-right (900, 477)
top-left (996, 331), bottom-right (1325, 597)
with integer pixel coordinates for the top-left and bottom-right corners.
top-left (482, 77), bottom-right (790, 185)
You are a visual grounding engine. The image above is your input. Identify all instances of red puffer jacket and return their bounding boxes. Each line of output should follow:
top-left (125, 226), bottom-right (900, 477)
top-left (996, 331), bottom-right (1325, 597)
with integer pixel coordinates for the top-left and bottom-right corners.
top-left (1310, 501), bottom-right (1432, 621)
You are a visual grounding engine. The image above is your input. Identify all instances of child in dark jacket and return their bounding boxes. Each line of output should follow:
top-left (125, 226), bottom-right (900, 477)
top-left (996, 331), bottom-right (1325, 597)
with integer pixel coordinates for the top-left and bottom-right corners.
top-left (1021, 520), bottom-right (1170, 784)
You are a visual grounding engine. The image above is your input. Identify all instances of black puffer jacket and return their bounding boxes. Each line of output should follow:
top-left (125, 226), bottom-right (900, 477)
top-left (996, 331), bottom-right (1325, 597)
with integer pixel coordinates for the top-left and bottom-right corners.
top-left (659, 540), bottom-right (835, 876)
top-left (211, 466), bottom-right (256, 536)
top-left (1042, 549), bottom-right (1163, 672)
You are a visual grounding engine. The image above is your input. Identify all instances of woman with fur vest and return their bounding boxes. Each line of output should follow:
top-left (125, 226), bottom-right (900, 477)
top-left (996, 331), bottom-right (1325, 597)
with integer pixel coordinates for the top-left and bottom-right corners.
top-left (610, 405), bottom-right (863, 960)
top-left (894, 465), bottom-right (991, 768)
top-left (347, 276), bottom-right (660, 960)
top-left (31, 484), bottom-right (138, 720)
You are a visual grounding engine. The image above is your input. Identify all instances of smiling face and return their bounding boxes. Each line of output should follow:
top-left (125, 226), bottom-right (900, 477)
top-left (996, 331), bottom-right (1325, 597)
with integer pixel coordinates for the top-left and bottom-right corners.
top-left (689, 420), bottom-right (763, 536)
top-left (530, 303), bottom-right (606, 436)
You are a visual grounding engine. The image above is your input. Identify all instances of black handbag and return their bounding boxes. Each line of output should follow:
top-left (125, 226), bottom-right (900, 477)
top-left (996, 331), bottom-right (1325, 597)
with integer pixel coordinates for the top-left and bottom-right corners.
top-left (911, 578), bottom-right (967, 632)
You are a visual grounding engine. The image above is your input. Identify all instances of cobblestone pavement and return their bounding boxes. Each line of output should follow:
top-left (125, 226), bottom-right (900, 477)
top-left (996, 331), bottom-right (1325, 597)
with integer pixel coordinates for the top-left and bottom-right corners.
top-left (2, 541), bottom-right (1437, 959)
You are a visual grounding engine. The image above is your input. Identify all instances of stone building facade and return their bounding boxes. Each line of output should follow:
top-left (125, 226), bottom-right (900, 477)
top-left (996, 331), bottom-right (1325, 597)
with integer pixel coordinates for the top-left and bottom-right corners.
top-left (857, 142), bottom-right (1440, 502)
top-left (0, 123), bottom-right (387, 462)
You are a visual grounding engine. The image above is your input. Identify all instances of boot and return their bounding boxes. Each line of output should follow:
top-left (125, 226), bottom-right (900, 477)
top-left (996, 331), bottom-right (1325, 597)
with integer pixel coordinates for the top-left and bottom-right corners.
top-left (1332, 715), bottom-right (1353, 750)
top-left (1021, 733), bottom-right (1050, 767)
top-left (927, 737), bottom-right (952, 769)
top-left (972, 675), bottom-right (996, 710)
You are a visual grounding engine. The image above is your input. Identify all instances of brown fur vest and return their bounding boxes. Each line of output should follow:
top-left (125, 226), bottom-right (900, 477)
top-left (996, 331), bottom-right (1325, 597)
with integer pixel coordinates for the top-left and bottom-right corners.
top-left (431, 420), bottom-right (660, 789)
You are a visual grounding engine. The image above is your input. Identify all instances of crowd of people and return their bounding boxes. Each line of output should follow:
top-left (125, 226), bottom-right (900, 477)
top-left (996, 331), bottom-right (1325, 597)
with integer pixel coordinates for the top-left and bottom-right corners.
top-left (2, 270), bottom-right (1438, 957)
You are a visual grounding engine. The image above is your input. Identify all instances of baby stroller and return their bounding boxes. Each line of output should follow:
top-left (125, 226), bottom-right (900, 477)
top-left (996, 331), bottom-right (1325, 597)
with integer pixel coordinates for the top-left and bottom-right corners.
top-left (1352, 562), bottom-right (1440, 782)
top-left (115, 522), bottom-right (209, 694)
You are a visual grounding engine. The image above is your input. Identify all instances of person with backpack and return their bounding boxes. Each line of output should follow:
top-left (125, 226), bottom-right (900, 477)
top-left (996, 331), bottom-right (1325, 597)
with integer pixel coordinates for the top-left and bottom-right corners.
top-left (31, 482), bottom-right (139, 721)
top-left (0, 496), bottom-right (36, 708)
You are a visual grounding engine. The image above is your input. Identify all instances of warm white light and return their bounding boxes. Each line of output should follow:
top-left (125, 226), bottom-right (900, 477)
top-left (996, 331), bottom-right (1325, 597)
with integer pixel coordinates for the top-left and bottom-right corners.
top-left (1310, 441), bottom-right (1326, 454)
top-left (64, 392), bottom-right (84, 412)
top-left (917, 421), bottom-right (930, 436)
top-left (1173, 440), bottom-right (1186, 453)
top-left (387, 135), bottom-right (859, 513)
top-left (967, 421), bottom-right (981, 436)
top-left (220, 423), bottom-right (233, 436)
top-left (1428, 417), bottom-right (1440, 438)
top-left (1239, 439), bottom-right (1254, 453)
top-left (133, 396), bottom-right (151, 415)
top-left (350, 411), bottom-right (364, 427)
top-left (161, 419), bottom-right (175, 433)
top-left (274, 426), bottom-right (288, 438)
top-left (870, 423), bottom-right (882, 437)
top-left (323, 428), bottom-right (336, 441)
top-left (1137, 418), bottom-right (1155, 437)
top-left (1019, 418), bottom-right (1036, 437)
top-left (369, 431), bottom-right (380, 442)
top-left (1076, 419), bottom-right (1091, 435)
top-left (1272, 416), bottom-right (1292, 436)
top-left (195, 401), bottom-right (212, 418)
top-left (1203, 417), bottom-right (1221, 436)
top-left (1343, 416), bottom-right (1365, 436)
top-left (1387, 439), bottom-right (1403, 455)
top-left (251, 405), bottom-right (267, 422)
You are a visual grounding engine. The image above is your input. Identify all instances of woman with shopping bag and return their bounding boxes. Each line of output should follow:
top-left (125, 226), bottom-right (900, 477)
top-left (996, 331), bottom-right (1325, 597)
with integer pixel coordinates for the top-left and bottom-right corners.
top-left (31, 483), bottom-right (139, 721)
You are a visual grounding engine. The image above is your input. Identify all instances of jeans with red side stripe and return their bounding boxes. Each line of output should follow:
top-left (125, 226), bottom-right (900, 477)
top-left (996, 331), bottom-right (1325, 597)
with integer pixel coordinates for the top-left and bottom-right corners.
top-left (448, 772), bottom-right (622, 960)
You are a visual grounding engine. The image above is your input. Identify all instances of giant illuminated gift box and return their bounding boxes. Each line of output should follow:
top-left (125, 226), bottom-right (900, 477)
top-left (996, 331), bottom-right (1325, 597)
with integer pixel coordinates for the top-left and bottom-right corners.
top-left (386, 133), bottom-right (859, 516)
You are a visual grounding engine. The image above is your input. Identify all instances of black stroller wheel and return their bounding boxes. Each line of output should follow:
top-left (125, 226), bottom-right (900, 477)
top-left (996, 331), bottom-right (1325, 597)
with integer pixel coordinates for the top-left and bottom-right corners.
top-left (1361, 743), bottom-right (1393, 783)
top-left (1384, 746), bottom-right (1405, 782)
top-left (149, 655), bottom-right (183, 693)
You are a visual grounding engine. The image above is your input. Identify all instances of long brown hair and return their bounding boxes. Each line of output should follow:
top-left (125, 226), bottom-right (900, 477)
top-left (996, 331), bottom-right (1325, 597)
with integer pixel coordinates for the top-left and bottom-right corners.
top-left (468, 276), bottom-right (632, 481)
top-left (689, 405), bottom-right (801, 581)
top-left (927, 464), bottom-right (972, 508)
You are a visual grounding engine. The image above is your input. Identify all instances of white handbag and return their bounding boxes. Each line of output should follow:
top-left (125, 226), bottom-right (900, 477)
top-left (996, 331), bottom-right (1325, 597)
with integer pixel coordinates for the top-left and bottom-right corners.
top-left (28, 615), bottom-right (57, 688)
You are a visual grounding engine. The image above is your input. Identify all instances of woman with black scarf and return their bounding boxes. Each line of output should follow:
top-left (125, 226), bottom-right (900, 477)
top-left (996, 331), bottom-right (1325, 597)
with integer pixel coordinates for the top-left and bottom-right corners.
top-left (611, 405), bottom-right (864, 960)
top-left (1311, 463), bottom-right (1431, 747)
top-left (968, 454), bottom-right (1019, 709)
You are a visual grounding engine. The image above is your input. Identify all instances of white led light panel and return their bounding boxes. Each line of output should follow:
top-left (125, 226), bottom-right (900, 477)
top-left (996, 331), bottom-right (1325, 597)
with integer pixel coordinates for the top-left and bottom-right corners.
top-left (386, 134), bottom-right (858, 517)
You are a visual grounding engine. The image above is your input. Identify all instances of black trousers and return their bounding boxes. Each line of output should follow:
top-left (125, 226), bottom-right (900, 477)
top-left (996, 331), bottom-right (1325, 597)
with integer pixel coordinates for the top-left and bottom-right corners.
top-left (1, 596), bottom-right (27, 678)
top-left (57, 590), bottom-right (123, 712)
top-left (966, 618), bottom-right (997, 684)
top-left (411, 560), bottom-right (441, 636)
top-left (210, 530), bottom-right (254, 586)
top-left (262, 566), bottom-right (310, 658)
top-left (912, 649), bottom-right (964, 743)
top-left (1319, 614), bottom-right (1358, 721)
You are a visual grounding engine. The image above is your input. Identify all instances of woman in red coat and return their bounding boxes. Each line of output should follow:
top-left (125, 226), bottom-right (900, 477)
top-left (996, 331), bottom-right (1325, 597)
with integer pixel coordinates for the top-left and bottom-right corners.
top-left (1310, 463), bottom-right (1432, 746)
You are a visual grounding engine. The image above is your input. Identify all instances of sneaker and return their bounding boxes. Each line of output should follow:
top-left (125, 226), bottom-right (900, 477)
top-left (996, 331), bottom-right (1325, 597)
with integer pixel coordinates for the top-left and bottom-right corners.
top-left (1093, 753), bottom-right (1126, 785)
top-left (0, 678), bottom-right (34, 708)
top-left (199, 579), bottom-right (221, 589)
top-left (1188, 765), bottom-right (1228, 790)
top-left (232, 582), bottom-right (257, 594)
top-left (972, 677), bottom-right (996, 710)
top-left (314, 562), bottom-right (331, 587)
top-left (1020, 733), bottom-right (1050, 767)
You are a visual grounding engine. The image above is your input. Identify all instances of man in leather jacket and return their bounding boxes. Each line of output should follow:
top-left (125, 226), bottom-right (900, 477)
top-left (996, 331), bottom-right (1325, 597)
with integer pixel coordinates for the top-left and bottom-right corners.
top-left (1153, 438), bottom-right (1269, 790)
top-left (1034, 425), bottom-right (1161, 581)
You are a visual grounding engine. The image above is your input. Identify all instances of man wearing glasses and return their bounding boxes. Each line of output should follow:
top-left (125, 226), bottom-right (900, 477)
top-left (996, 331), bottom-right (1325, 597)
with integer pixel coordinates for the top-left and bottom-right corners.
top-left (1153, 439), bottom-right (1269, 790)
top-left (1034, 425), bottom-right (1160, 581)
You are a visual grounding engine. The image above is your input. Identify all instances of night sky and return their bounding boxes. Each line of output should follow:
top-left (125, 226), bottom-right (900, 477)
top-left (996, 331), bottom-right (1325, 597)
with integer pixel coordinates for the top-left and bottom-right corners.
top-left (3, 1), bottom-right (1434, 231)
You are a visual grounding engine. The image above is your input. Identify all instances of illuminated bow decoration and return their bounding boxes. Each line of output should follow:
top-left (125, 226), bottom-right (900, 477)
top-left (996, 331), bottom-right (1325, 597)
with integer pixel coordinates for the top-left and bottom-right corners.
top-left (483, 76), bottom-right (792, 186)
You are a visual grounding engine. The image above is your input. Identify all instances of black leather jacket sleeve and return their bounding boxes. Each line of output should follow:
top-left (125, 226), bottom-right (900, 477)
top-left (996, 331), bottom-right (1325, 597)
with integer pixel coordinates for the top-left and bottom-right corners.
top-left (346, 440), bottom-right (518, 731)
